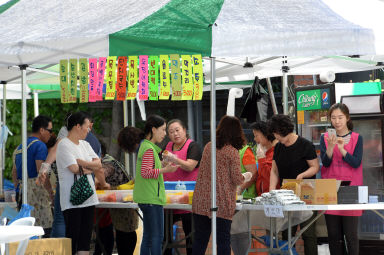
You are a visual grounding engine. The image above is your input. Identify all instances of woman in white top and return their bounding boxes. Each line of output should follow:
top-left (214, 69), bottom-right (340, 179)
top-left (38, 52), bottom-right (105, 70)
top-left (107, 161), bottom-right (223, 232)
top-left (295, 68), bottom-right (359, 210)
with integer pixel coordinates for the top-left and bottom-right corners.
top-left (56, 111), bottom-right (101, 255)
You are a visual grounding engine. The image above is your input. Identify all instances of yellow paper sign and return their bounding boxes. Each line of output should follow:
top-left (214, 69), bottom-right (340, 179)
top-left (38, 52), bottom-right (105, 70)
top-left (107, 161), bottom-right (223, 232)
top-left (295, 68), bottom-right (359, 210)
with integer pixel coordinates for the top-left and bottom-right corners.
top-left (192, 55), bottom-right (203, 100)
top-left (59, 60), bottom-right (69, 103)
top-left (69, 59), bottom-right (78, 103)
top-left (297, 111), bottom-right (305, 124)
top-left (170, 54), bottom-right (182, 100)
top-left (127, 56), bottom-right (138, 100)
top-left (105, 56), bottom-right (117, 100)
top-left (181, 55), bottom-right (193, 100)
top-left (159, 55), bottom-right (170, 100)
top-left (79, 58), bottom-right (89, 103)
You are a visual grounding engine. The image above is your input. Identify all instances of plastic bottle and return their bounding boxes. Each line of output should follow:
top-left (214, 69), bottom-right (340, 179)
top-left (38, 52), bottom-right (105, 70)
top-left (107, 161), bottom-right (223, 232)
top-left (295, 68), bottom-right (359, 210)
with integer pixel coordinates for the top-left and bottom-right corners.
top-left (175, 180), bottom-right (181, 190)
top-left (180, 181), bottom-right (186, 191)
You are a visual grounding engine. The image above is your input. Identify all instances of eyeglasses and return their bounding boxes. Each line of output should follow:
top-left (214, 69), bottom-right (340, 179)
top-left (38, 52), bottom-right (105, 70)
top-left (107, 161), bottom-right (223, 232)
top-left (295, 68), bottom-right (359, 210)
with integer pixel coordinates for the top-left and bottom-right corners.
top-left (45, 128), bottom-right (53, 134)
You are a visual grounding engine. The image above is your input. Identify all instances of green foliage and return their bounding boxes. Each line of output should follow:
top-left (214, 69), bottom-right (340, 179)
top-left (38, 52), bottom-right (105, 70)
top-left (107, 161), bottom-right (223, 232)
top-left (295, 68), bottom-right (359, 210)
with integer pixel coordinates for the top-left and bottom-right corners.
top-left (2, 99), bottom-right (110, 181)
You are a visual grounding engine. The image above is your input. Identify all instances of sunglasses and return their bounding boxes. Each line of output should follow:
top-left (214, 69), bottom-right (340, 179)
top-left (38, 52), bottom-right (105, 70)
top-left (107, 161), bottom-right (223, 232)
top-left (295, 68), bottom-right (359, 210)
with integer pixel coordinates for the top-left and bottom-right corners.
top-left (44, 128), bottom-right (53, 134)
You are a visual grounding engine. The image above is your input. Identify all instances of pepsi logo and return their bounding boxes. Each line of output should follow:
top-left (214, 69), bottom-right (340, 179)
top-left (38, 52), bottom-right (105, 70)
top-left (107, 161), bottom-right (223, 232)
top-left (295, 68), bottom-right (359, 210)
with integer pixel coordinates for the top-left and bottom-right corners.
top-left (322, 92), bottom-right (328, 102)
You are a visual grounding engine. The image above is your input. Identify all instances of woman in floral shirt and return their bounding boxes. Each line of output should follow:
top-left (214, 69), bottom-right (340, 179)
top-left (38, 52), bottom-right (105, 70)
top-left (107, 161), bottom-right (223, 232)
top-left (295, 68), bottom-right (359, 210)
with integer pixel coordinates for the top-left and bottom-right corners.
top-left (192, 115), bottom-right (252, 255)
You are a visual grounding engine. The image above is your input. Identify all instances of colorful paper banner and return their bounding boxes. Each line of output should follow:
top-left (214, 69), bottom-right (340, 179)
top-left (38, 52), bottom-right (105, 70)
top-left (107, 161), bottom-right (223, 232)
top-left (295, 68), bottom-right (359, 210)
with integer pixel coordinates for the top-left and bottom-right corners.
top-left (69, 59), bottom-right (78, 103)
top-left (181, 55), bottom-right (193, 100)
top-left (170, 54), bottom-right (182, 100)
top-left (79, 58), bottom-right (89, 103)
top-left (59, 60), bottom-right (69, 103)
top-left (96, 57), bottom-right (106, 101)
top-left (105, 56), bottom-right (117, 100)
top-left (148, 56), bottom-right (159, 101)
top-left (192, 54), bottom-right (203, 100)
top-left (159, 55), bottom-right (170, 100)
top-left (127, 56), bottom-right (138, 100)
top-left (88, 58), bottom-right (98, 102)
top-left (138, 55), bottom-right (149, 101)
top-left (116, 56), bottom-right (128, 101)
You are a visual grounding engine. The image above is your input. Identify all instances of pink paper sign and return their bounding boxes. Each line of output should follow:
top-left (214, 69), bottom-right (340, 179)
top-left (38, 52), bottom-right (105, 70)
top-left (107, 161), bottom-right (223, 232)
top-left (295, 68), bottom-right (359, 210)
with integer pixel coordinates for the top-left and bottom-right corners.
top-left (138, 55), bottom-right (148, 100)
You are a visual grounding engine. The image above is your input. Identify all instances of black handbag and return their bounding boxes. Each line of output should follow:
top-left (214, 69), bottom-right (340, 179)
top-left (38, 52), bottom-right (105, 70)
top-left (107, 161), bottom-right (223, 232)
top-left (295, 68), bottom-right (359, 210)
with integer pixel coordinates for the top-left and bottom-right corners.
top-left (70, 166), bottom-right (94, 205)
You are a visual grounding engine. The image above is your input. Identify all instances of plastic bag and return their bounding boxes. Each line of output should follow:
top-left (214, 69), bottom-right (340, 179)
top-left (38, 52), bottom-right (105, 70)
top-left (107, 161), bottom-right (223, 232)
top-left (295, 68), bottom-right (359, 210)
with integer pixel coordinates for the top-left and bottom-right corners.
top-left (8, 204), bottom-right (34, 225)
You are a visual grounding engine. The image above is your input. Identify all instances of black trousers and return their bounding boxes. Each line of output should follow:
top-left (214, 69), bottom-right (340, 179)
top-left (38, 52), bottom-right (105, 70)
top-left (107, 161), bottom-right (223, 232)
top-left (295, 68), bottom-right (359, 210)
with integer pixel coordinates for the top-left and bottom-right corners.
top-left (325, 214), bottom-right (359, 255)
top-left (63, 206), bottom-right (95, 254)
top-left (163, 212), bottom-right (193, 255)
top-left (94, 223), bottom-right (114, 255)
top-left (115, 229), bottom-right (137, 255)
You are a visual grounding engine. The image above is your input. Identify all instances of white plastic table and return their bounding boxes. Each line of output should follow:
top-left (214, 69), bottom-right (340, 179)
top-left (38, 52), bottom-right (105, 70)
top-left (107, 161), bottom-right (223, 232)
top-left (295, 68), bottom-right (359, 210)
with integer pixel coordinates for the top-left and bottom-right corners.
top-left (0, 225), bottom-right (44, 255)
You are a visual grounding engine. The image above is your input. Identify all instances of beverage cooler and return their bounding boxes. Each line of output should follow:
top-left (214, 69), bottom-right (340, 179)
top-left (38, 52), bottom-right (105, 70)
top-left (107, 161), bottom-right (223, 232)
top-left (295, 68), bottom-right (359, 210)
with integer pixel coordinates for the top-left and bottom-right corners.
top-left (341, 94), bottom-right (384, 242)
top-left (294, 83), bottom-right (336, 153)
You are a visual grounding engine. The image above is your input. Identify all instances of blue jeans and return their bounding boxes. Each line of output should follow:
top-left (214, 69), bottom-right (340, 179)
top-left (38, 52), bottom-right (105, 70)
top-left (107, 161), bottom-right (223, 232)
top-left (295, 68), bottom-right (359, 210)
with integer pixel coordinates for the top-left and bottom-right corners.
top-left (51, 183), bottom-right (66, 237)
top-left (139, 204), bottom-right (164, 255)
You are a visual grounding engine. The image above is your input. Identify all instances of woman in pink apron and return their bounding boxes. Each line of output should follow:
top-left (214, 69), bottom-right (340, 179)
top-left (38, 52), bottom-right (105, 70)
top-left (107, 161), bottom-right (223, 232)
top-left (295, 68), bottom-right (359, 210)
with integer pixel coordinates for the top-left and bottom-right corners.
top-left (320, 103), bottom-right (363, 255)
top-left (162, 119), bottom-right (202, 255)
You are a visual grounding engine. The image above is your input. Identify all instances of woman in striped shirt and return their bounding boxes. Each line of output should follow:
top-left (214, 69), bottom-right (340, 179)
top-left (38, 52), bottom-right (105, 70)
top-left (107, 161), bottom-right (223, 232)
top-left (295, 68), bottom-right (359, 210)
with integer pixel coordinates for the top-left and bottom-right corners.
top-left (133, 115), bottom-right (178, 255)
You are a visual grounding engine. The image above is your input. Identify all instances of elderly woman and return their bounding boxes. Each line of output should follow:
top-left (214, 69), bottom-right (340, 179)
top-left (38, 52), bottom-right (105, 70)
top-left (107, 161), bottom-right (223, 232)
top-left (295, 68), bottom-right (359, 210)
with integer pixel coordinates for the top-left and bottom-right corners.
top-left (192, 115), bottom-right (252, 255)
top-left (251, 121), bottom-right (278, 196)
top-left (162, 119), bottom-right (202, 255)
top-left (56, 111), bottom-right (101, 255)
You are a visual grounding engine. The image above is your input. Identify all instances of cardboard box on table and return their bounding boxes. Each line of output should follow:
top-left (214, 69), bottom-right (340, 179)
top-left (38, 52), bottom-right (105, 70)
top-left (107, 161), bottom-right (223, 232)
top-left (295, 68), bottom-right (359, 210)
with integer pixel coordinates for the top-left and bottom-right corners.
top-left (9, 238), bottom-right (71, 255)
top-left (282, 179), bottom-right (338, 205)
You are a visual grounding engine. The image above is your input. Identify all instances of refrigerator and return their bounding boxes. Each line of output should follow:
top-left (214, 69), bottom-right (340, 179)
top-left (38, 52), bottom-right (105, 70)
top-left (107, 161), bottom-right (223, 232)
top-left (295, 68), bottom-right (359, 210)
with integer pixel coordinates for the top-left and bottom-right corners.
top-left (341, 94), bottom-right (384, 243)
top-left (294, 83), bottom-right (336, 152)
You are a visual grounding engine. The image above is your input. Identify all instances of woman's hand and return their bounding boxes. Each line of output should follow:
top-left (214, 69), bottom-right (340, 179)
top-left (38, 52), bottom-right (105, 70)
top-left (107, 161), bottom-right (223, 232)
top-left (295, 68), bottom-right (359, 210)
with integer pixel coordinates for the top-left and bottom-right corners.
top-left (160, 161), bottom-right (179, 174)
top-left (242, 172), bottom-right (252, 183)
top-left (326, 134), bottom-right (337, 149)
top-left (336, 137), bottom-right (347, 157)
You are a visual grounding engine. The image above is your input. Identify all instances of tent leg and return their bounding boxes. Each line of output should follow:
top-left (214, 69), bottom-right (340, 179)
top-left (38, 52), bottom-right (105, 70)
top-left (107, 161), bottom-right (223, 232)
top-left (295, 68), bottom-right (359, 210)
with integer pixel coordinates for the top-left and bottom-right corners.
top-left (266, 78), bottom-right (278, 114)
top-left (282, 72), bottom-right (289, 115)
top-left (130, 100), bottom-right (136, 178)
top-left (210, 57), bottom-right (217, 255)
top-left (33, 90), bottom-right (39, 117)
top-left (187, 101), bottom-right (195, 140)
top-left (0, 81), bottom-right (6, 197)
top-left (123, 100), bottom-right (130, 176)
top-left (20, 65), bottom-right (28, 205)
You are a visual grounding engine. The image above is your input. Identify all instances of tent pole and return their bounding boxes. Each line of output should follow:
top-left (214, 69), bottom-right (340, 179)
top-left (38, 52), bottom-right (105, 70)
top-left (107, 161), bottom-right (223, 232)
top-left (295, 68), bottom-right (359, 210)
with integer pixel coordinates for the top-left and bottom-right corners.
top-left (282, 72), bottom-right (288, 115)
top-left (20, 65), bottom-right (28, 205)
top-left (123, 100), bottom-right (130, 175)
top-left (0, 81), bottom-right (6, 197)
top-left (33, 90), bottom-right (39, 117)
top-left (187, 101), bottom-right (195, 140)
top-left (266, 78), bottom-right (278, 114)
top-left (131, 100), bottom-right (136, 178)
top-left (210, 57), bottom-right (217, 255)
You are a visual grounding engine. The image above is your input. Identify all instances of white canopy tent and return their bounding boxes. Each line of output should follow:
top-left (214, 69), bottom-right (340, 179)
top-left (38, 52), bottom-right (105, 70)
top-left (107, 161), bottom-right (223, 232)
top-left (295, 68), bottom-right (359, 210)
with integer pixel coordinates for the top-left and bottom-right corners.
top-left (1, 0), bottom-right (384, 253)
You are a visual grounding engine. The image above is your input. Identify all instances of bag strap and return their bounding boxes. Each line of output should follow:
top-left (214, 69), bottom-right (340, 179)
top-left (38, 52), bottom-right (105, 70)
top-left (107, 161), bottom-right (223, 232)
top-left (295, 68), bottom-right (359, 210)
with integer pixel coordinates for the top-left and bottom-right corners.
top-left (73, 165), bottom-right (84, 182)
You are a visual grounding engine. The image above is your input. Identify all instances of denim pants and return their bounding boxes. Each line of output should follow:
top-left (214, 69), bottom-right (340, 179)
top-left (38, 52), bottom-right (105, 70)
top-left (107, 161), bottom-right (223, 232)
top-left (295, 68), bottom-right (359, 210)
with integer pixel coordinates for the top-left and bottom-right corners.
top-left (192, 213), bottom-right (232, 255)
top-left (51, 183), bottom-right (66, 237)
top-left (139, 204), bottom-right (164, 255)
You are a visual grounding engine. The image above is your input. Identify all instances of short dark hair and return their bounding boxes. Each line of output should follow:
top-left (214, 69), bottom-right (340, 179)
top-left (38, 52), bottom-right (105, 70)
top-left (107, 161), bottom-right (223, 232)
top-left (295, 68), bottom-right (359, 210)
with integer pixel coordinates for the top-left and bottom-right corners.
top-left (329, 103), bottom-right (353, 130)
top-left (66, 111), bottom-right (91, 131)
top-left (144, 115), bottom-right (166, 140)
top-left (268, 114), bottom-right (294, 137)
top-left (216, 115), bottom-right (246, 150)
top-left (250, 121), bottom-right (275, 142)
top-left (117, 126), bottom-right (145, 153)
top-left (45, 133), bottom-right (57, 149)
top-left (32, 115), bottom-right (52, 133)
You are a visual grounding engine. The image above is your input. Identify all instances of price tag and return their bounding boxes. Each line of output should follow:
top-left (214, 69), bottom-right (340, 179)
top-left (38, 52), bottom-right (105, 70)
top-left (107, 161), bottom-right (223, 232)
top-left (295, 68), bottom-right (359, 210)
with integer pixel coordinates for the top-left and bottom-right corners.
top-left (264, 205), bottom-right (284, 218)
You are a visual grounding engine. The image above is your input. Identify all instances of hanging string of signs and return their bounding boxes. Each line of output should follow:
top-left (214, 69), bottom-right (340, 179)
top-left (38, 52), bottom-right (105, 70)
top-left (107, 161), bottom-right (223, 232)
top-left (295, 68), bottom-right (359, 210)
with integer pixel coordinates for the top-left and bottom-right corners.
top-left (59, 54), bottom-right (204, 103)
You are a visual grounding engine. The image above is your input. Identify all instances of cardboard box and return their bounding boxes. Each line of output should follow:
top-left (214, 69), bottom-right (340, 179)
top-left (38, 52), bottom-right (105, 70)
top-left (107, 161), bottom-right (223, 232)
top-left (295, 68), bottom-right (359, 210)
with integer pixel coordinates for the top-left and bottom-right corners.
top-left (338, 186), bottom-right (368, 204)
top-left (282, 179), bottom-right (338, 205)
top-left (9, 238), bottom-right (71, 255)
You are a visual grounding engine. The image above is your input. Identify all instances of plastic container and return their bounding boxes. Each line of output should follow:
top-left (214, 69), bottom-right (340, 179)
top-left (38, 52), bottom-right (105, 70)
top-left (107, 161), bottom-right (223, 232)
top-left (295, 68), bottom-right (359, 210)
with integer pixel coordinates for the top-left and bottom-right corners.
top-left (4, 189), bottom-right (16, 202)
top-left (164, 181), bottom-right (196, 190)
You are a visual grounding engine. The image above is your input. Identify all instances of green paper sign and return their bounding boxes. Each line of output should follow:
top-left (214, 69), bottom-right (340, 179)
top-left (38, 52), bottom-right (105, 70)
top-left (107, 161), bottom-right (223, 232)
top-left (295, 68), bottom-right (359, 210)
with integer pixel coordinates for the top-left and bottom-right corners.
top-left (296, 89), bottom-right (321, 111)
